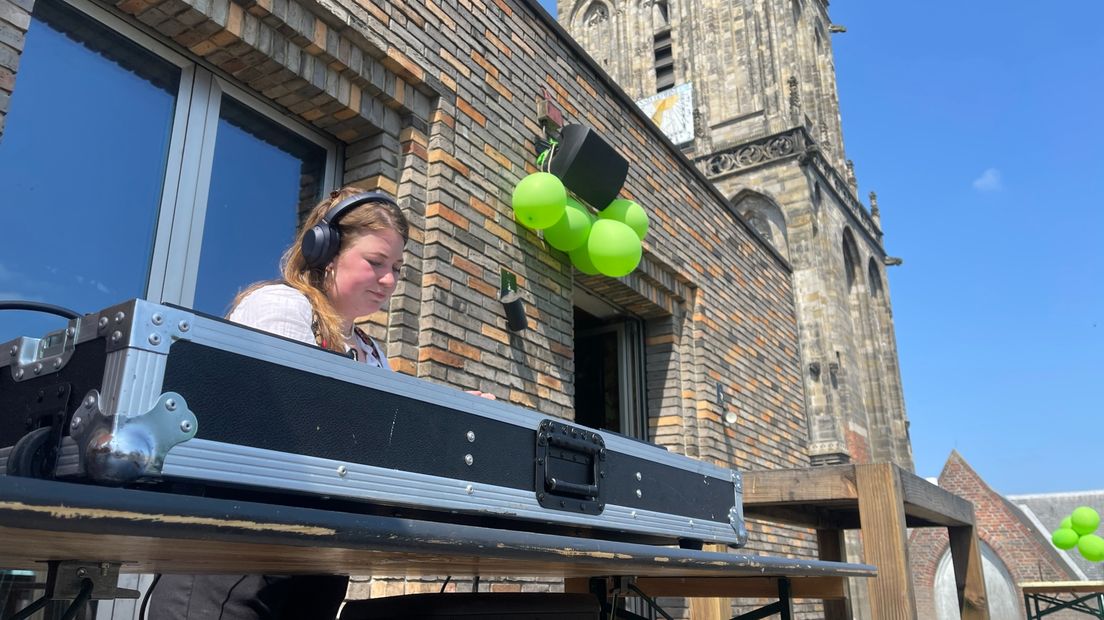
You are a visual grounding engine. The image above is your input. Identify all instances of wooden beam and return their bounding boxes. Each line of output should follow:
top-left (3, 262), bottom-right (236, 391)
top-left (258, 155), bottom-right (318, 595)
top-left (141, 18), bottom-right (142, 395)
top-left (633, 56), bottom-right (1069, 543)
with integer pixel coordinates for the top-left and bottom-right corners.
top-left (856, 463), bottom-right (917, 620)
top-left (949, 524), bottom-right (990, 619)
top-left (687, 544), bottom-right (733, 620)
top-left (630, 576), bottom-right (847, 599)
top-left (744, 504), bottom-right (855, 529)
top-left (898, 470), bottom-right (975, 526)
top-left (817, 529), bottom-right (852, 620)
top-left (744, 465), bottom-right (858, 505)
top-left (1020, 581), bottom-right (1104, 594)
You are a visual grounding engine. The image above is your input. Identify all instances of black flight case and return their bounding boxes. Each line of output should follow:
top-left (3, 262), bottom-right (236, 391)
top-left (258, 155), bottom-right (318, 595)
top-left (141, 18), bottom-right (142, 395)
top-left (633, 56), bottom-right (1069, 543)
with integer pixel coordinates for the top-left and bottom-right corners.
top-left (0, 299), bottom-right (748, 548)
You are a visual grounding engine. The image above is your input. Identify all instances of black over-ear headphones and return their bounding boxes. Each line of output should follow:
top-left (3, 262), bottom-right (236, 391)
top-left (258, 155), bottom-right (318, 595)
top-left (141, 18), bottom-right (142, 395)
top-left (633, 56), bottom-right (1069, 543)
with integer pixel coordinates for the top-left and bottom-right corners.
top-left (301, 191), bottom-right (399, 269)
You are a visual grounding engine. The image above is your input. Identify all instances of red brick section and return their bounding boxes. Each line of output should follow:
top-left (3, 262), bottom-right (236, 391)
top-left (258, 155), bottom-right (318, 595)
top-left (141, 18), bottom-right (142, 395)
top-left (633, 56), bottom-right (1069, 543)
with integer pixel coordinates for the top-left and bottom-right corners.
top-left (909, 451), bottom-right (1078, 618)
top-left (0, 0), bottom-right (31, 135)
top-left (845, 428), bottom-right (871, 464)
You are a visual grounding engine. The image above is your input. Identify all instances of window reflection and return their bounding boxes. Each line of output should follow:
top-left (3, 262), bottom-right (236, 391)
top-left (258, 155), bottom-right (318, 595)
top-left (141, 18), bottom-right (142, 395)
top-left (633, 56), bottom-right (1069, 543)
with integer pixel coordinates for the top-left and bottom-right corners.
top-left (191, 95), bottom-right (327, 316)
top-left (0, 0), bottom-right (179, 339)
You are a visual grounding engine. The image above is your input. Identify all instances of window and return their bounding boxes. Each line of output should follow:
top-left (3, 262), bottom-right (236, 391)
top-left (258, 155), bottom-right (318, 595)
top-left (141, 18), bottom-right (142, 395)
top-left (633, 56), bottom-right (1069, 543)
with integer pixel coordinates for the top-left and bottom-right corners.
top-left (654, 31), bottom-right (674, 93)
top-left (0, 0), bottom-right (338, 340)
top-left (193, 95), bottom-right (328, 315)
top-left (0, 0), bottom-right (180, 337)
top-left (573, 305), bottom-right (647, 440)
top-left (652, 0), bottom-right (669, 29)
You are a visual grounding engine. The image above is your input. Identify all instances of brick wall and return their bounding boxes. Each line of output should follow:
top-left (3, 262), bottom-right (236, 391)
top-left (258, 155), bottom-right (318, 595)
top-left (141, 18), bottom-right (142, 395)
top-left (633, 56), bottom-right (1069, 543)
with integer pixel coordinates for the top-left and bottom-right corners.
top-left (909, 451), bottom-right (1079, 618)
top-left (0, 0), bottom-right (31, 135)
top-left (4, 0), bottom-right (817, 613)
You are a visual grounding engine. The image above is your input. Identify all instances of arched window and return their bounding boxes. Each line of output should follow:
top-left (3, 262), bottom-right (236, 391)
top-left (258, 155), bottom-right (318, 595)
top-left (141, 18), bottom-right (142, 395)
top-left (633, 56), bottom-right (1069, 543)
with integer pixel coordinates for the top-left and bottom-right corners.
top-left (934, 542), bottom-right (1021, 619)
top-left (574, 2), bottom-right (612, 68)
top-left (841, 228), bottom-right (861, 291)
top-left (867, 257), bottom-right (883, 298)
top-left (652, 0), bottom-right (669, 29)
top-left (583, 1), bottom-right (609, 27)
top-left (733, 190), bottom-right (788, 260)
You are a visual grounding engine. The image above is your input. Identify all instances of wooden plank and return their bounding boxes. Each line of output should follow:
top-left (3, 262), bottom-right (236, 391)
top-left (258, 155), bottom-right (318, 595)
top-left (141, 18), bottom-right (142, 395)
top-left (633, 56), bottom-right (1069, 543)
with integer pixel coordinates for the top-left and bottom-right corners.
top-left (898, 470), bottom-right (975, 526)
top-left (688, 593), bottom-right (729, 620)
top-left (744, 465), bottom-right (858, 506)
top-left (1020, 581), bottom-right (1104, 594)
top-left (949, 524), bottom-right (990, 619)
top-left (817, 529), bottom-right (852, 620)
top-left (0, 477), bottom-right (878, 581)
top-left (856, 463), bottom-right (917, 620)
top-left (632, 576), bottom-right (847, 599)
top-left (743, 504), bottom-right (857, 529)
top-left (687, 543), bottom-right (732, 620)
top-left (569, 576), bottom-right (848, 599)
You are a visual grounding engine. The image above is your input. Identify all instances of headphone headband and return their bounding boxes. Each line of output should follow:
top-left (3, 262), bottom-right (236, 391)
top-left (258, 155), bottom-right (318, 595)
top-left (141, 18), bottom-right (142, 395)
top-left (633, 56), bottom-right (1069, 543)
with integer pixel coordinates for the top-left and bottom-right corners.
top-left (301, 190), bottom-right (399, 269)
top-left (321, 191), bottom-right (399, 227)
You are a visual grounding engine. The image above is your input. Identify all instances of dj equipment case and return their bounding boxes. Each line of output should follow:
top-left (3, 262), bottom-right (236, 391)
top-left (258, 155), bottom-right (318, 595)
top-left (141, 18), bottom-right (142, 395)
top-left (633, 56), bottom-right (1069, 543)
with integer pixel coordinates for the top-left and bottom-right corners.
top-left (0, 299), bottom-right (747, 547)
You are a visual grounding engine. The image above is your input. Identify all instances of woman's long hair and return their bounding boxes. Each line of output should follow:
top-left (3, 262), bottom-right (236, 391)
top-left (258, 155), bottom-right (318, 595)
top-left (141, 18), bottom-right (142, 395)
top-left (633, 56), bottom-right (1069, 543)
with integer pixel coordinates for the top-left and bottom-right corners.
top-left (230, 187), bottom-right (409, 353)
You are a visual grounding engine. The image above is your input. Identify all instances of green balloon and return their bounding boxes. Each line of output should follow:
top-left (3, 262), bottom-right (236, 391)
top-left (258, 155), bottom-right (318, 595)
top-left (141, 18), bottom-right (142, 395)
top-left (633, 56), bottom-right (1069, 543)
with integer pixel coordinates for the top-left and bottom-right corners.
top-left (512, 172), bottom-right (567, 230)
top-left (1061, 516), bottom-right (1073, 530)
top-left (544, 198), bottom-right (593, 251)
top-left (1052, 527), bottom-right (1079, 550)
top-left (600, 198), bottom-right (649, 240)
top-left (1078, 534), bottom-right (1104, 562)
top-left (587, 219), bottom-right (642, 278)
top-left (569, 244), bottom-right (600, 275)
top-left (1072, 506), bottom-right (1101, 536)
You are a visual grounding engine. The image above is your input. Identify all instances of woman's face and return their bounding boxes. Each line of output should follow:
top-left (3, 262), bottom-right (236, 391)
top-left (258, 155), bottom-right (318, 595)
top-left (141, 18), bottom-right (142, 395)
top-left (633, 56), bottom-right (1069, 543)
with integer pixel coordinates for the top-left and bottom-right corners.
top-left (328, 227), bottom-right (405, 323)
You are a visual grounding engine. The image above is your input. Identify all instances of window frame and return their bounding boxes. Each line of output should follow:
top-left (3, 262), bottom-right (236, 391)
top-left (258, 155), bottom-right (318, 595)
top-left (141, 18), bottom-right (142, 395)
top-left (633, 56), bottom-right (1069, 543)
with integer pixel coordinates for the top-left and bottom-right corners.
top-left (49, 0), bottom-right (343, 308)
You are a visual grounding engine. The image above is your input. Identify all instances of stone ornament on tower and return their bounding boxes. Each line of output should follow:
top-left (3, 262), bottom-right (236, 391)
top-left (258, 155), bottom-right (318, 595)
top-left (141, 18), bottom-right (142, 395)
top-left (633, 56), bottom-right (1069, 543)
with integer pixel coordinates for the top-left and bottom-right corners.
top-left (787, 76), bottom-right (801, 124)
top-left (869, 191), bottom-right (881, 227)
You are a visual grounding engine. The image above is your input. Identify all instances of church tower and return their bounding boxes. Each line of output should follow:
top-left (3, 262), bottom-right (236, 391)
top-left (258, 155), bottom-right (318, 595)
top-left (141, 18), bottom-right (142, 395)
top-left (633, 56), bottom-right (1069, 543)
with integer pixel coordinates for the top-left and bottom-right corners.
top-left (561, 0), bottom-right (913, 469)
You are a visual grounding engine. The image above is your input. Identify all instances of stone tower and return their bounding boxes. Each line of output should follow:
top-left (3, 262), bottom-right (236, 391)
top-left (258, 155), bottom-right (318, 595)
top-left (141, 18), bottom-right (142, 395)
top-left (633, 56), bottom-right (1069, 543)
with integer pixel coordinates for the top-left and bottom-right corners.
top-left (560, 0), bottom-right (913, 468)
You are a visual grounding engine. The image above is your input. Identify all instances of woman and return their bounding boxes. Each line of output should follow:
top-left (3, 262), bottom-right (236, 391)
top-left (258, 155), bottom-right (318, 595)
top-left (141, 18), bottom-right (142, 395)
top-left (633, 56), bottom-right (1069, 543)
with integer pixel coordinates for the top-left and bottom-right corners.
top-left (227, 187), bottom-right (407, 367)
top-left (149, 187), bottom-right (409, 619)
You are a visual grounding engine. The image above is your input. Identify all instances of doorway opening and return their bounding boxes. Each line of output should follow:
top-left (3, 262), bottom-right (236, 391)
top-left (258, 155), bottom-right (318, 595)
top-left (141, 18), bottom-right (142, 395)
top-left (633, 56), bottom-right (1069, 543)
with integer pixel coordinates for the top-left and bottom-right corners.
top-left (573, 294), bottom-right (647, 441)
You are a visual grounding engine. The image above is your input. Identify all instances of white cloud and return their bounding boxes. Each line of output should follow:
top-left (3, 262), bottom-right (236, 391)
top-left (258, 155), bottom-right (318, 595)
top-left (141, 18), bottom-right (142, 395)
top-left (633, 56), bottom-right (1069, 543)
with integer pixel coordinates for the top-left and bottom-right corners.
top-left (0, 291), bottom-right (44, 302)
top-left (972, 168), bottom-right (1003, 192)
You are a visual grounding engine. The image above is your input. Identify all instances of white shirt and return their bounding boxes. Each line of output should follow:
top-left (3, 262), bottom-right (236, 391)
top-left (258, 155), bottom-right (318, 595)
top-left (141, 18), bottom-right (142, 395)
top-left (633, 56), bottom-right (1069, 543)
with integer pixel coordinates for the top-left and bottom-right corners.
top-left (227, 283), bottom-right (390, 370)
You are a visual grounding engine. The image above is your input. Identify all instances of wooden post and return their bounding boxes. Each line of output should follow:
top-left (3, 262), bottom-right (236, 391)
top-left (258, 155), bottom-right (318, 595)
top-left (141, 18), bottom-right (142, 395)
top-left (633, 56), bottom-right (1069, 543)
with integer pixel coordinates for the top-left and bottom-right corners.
top-left (948, 524), bottom-right (989, 619)
top-left (816, 528), bottom-right (852, 620)
top-left (687, 543), bottom-right (733, 620)
top-left (855, 463), bottom-right (917, 619)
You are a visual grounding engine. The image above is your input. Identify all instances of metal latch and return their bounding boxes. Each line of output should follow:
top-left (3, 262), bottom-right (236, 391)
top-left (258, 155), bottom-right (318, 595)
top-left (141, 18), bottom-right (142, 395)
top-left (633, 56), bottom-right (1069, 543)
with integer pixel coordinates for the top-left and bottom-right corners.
top-left (534, 419), bottom-right (605, 514)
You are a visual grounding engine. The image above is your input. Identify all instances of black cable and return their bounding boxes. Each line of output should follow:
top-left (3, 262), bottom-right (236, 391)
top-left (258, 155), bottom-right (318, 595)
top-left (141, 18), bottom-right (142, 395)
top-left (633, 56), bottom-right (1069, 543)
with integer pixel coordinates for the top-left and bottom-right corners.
top-left (0, 301), bottom-right (80, 320)
top-left (8, 594), bottom-right (51, 620)
top-left (626, 584), bottom-right (673, 620)
top-left (59, 579), bottom-right (94, 620)
top-left (138, 573), bottom-right (161, 619)
top-left (439, 576), bottom-right (451, 593)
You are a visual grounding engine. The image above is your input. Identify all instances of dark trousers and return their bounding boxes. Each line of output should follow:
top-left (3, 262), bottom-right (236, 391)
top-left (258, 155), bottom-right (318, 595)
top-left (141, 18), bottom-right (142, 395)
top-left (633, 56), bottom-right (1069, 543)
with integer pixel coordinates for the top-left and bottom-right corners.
top-left (148, 574), bottom-right (348, 619)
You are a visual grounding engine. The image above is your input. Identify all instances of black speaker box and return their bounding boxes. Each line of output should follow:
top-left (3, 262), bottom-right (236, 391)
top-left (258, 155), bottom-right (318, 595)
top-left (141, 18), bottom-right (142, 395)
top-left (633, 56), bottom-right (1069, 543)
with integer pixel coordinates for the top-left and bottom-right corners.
top-left (549, 124), bottom-right (628, 209)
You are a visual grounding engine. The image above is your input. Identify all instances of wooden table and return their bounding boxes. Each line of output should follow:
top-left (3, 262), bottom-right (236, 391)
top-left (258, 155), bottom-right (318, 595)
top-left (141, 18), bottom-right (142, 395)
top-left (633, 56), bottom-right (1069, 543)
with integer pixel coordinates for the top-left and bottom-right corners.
top-left (744, 462), bottom-right (988, 620)
top-left (0, 475), bottom-right (874, 618)
top-left (1020, 581), bottom-right (1104, 619)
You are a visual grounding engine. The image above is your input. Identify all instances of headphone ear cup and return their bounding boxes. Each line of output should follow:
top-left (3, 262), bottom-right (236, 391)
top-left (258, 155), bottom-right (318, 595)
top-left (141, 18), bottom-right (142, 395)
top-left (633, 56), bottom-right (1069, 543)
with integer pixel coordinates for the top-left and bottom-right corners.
top-left (301, 224), bottom-right (337, 268)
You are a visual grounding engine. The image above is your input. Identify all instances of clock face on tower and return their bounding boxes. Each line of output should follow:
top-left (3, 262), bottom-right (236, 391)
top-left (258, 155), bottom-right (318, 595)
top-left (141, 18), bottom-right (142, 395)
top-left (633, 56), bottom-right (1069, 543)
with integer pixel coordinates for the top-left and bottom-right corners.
top-left (636, 83), bottom-right (695, 145)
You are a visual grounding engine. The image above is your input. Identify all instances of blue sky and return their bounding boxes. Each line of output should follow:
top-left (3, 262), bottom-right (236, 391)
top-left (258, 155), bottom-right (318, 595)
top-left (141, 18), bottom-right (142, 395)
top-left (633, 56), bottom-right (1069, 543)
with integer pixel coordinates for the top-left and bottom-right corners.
top-left (537, 0), bottom-right (1104, 494)
top-left (830, 2), bottom-right (1103, 494)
